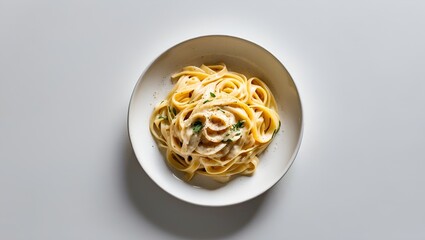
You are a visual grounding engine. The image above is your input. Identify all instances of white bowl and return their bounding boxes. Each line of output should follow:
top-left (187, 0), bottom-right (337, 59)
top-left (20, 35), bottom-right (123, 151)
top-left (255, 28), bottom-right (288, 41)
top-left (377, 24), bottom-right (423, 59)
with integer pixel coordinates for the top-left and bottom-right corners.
top-left (128, 35), bottom-right (303, 206)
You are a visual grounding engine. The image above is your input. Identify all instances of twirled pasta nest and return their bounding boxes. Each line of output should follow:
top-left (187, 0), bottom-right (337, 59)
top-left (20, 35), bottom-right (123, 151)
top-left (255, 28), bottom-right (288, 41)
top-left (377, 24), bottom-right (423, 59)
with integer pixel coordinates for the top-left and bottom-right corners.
top-left (150, 64), bottom-right (281, 182)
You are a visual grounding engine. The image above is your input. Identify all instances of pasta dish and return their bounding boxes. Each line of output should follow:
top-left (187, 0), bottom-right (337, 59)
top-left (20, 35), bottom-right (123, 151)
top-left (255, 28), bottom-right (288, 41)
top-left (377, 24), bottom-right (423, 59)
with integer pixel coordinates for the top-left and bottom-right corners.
top-left (149, 64), bottom-right (281, 182)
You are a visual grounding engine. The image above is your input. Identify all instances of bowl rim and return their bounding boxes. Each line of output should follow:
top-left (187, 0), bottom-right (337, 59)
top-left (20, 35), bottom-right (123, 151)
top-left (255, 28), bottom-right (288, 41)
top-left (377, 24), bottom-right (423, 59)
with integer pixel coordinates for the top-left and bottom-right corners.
top-left (127, 34), bottom-right (304, 207)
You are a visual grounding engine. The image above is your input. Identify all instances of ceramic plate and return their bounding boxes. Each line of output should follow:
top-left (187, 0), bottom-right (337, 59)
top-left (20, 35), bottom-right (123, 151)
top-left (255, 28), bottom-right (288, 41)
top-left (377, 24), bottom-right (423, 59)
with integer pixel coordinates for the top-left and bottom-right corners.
top-left (128, 35), bottom-right (303, 206)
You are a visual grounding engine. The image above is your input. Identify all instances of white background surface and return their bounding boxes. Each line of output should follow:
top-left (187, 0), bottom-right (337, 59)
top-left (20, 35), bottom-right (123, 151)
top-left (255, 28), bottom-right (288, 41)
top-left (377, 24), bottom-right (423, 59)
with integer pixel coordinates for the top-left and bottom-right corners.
top-left (1, 0), bottom-right (424, 239)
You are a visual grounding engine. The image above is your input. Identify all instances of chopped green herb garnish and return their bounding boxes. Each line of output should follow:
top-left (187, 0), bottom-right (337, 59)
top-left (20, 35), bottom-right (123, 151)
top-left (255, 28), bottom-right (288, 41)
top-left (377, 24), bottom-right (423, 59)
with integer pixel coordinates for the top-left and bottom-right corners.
top-left (216, 107), bottom-right (225, 113)
top-left (225, 133), bottom-right (230, 137)
top-left (158, 116), bottom-right (167, 120)
top-left (210, 92), bottom-right (216, 97)
top-left (272, 121), bottom-right (281, 138)
top-left (235, 120), bottom-right (245, 128)
top-left (168, 106), bottom-right (177, 118)
top-left (231, 120), bottom-right (245, 131)
top-left (235, 132), bottom-right (241, 136)
top-left (203, 99), bottom-right (212, 104)
top-left (222, 139), bottom-right (232, 143)
top-left (192, 120), bottom-right (203, 133)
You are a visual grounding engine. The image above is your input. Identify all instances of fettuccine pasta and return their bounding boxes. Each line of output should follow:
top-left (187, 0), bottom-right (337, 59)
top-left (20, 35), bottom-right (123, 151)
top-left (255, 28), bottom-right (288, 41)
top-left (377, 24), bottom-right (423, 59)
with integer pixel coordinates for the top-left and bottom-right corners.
top-left (149, 64), bottom-right (281, 182)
